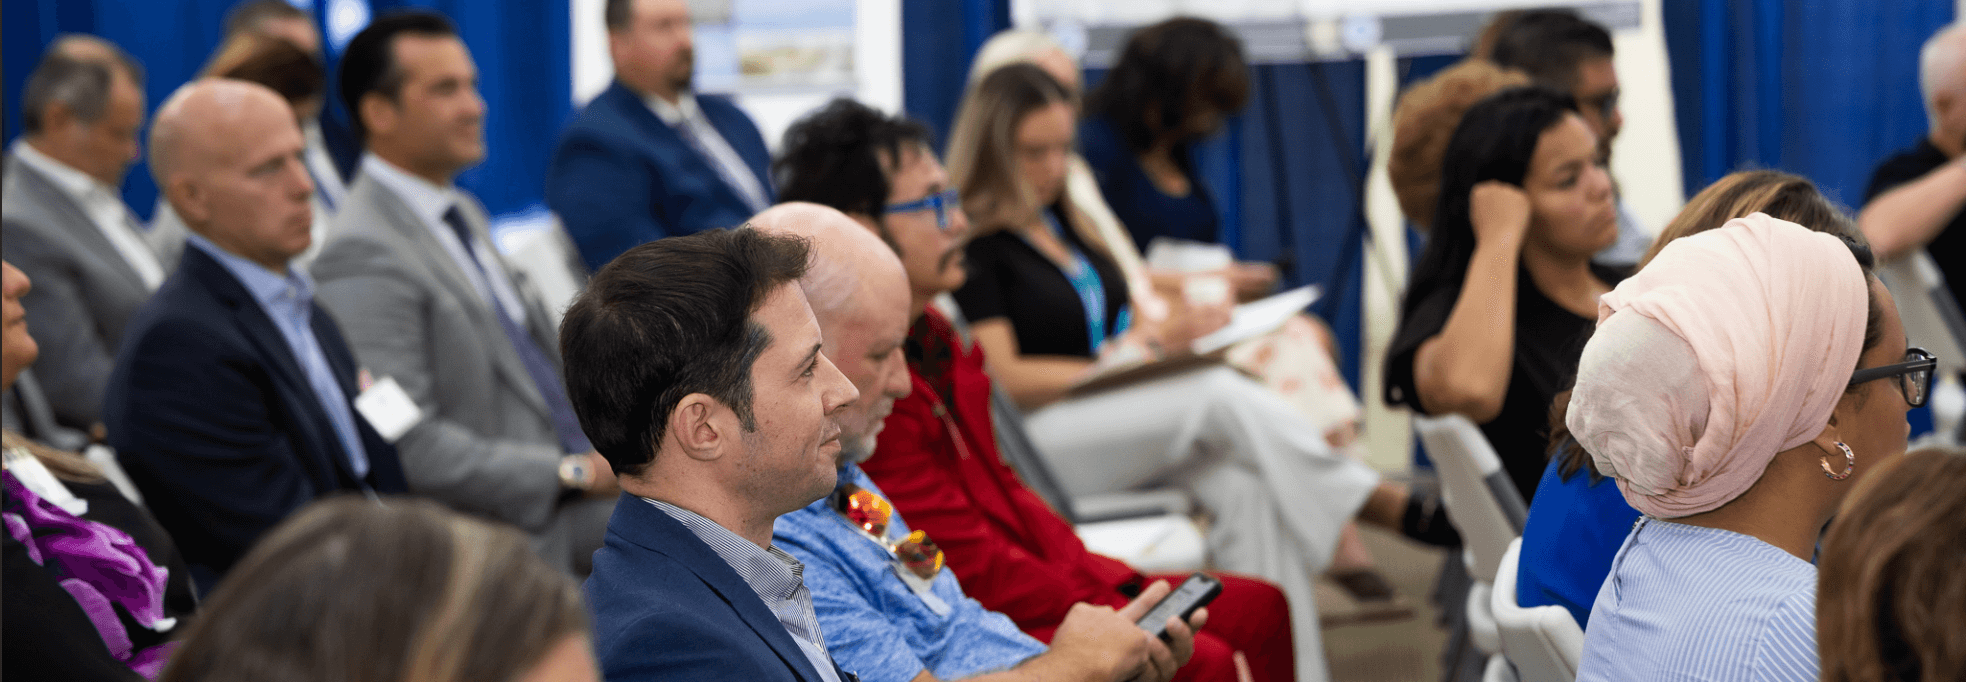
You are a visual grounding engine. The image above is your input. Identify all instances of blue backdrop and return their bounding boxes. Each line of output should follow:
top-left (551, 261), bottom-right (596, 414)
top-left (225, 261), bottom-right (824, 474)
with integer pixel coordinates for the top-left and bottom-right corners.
top-left (2, 0), bottom-right (571, 221)
top-left (1663, 0), bottom-right (1952, 208)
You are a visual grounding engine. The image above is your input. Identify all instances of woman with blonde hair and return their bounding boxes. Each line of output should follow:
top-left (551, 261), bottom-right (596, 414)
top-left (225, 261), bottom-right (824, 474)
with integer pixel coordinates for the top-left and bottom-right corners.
top-left (947, 61), bottom-right (1455, 682)
top-left (4, 258), bottom-right (197, 681)
top-left (1517, 170), bottom-right (1863, 627)
top-left (1818, 444), bottom-right (1965, 682)
top-left (158, 496), bottom-right (595, 682)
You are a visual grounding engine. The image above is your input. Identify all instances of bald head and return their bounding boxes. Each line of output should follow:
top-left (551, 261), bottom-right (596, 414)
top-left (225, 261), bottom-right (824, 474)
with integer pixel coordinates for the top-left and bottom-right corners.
top-left (151, 79), bottom-right (314, 271)
top-left (1924, 24), bottom-right (1966, 135)
top-left (751, 202), bottom-right (913, 464)
top-left (751, 202), bottom-right (909, 320)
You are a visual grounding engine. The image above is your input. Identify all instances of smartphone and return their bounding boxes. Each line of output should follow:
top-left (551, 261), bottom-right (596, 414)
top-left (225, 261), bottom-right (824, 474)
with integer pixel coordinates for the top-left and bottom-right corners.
top-left (1134, 572), bottom-right (1223, 642)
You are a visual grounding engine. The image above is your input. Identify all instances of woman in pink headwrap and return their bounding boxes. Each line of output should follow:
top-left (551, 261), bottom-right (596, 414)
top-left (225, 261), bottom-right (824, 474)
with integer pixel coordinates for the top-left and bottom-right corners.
top-left (1570, 213), bottom-right (1927, 682)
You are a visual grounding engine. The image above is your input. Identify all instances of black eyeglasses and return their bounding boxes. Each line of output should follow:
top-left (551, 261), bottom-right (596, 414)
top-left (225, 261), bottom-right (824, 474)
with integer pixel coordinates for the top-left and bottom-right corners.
top-left (1847, 347), bottom-right (1937, 408)
top-left (884, 189), bottom-right (962, 231)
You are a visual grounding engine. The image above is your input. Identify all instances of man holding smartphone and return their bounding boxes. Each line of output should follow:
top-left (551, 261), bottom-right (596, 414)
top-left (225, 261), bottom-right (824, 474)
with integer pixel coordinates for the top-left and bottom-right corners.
top-left (760, 203), bottom-right (1203, 682)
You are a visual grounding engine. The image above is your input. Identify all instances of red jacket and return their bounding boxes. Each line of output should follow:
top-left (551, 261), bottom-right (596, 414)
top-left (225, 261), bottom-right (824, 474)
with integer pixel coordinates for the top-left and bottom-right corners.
top-left (863, 308), bottom-right (1141, 632)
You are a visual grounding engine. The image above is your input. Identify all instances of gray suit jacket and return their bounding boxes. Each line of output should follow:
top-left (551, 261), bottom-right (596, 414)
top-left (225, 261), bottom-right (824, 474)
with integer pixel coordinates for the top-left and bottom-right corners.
top-left (312, 175), bottom-right (575, 535)
top-left (1, 153), bottom-right (166, 430)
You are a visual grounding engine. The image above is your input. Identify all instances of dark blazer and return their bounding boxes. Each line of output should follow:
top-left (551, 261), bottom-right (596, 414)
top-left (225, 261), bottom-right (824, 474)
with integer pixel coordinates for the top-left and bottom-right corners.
top-left (587, 493), bottom-right (856, 682)
top-left (103, 246), bottom-right (407, 591)
top-left (546, 81), bottom-right (774, 272)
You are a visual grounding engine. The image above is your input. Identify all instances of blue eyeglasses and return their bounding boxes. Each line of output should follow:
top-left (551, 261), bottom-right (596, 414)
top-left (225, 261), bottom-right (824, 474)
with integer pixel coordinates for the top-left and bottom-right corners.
top-left (884, 189), bottom-right (963, 231)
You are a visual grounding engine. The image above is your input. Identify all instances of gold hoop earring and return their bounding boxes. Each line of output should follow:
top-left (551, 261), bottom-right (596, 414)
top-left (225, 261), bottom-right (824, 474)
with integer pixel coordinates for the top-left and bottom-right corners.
top-left (1821, 442), bottom-right (1855, 481)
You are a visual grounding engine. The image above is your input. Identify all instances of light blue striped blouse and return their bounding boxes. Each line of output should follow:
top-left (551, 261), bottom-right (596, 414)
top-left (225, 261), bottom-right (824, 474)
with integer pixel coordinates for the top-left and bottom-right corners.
top-left (1575, 517), bottom-right (1819, 682)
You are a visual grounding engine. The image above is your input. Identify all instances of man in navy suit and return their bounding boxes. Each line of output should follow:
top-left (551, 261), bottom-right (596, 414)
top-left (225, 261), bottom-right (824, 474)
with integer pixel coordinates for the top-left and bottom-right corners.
top-left (563, 228), bottom-right (860, 682)
top-left (546, 0), bottom-right (775, 272)
top-left (103, 79), bottom-right (407, 593)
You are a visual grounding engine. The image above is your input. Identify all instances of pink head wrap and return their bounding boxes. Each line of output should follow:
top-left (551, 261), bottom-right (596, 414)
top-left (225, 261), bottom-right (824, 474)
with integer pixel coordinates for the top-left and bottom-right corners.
top-left (1566, 213), bottom-right (1869, 518)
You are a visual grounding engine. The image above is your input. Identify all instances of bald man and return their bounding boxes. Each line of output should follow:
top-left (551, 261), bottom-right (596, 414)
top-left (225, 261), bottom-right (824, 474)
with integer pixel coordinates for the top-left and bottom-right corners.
top-left (103, 79), bottom-right (408, 591)
top-left (759, 203), bottom-right (1197, 682)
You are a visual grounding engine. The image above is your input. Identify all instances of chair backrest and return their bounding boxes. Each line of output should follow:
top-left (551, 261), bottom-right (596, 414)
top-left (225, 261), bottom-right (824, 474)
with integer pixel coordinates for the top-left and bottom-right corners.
top-left (1492, 537), bottom-right (1585, 682)
top-left (989, 385), bottom-right (1081, 522)
top-left (1414, 413), bottom-right (1528, 582)
top-left (1877, 251), bottom-right (1966, 379)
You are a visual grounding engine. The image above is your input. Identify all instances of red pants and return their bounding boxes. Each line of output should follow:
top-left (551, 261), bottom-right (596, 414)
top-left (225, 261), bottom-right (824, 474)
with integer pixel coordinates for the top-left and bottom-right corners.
top-left (1028, 572), bottom-right (1296, 682)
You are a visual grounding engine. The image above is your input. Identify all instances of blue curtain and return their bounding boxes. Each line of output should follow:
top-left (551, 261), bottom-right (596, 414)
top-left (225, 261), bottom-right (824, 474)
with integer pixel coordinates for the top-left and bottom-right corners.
top-left (1663, 0), bottom-right (1952, 208)
top-left (1, 0), bottom-right (570, 222)
top-left (900, 0), bottom-right (1010, 143)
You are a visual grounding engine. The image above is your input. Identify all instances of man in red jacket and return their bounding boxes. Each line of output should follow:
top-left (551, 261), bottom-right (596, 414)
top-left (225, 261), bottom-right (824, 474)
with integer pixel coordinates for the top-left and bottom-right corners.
top-left (776, 98), bottom-right (1295, 681)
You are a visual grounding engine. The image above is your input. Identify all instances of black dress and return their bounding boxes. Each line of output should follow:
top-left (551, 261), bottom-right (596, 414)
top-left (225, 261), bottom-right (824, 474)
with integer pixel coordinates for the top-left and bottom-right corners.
top-left (954, 209), bottom-right (1131, 359)
top-left (1384, 263), bottom-right (1629, 502)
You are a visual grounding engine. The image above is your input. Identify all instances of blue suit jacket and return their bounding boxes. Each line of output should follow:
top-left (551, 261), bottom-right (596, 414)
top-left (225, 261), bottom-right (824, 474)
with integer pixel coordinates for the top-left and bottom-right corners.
top-left (587, 493), bottom-right (857, 682)
top-left (547, 81), bottom-right (774, 272)
top-left (103, 246), bottom-right (408, 591)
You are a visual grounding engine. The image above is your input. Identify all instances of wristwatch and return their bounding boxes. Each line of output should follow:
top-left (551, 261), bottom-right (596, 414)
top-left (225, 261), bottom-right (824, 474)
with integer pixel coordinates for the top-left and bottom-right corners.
top-left (558, 454), bottom-right (594, 492)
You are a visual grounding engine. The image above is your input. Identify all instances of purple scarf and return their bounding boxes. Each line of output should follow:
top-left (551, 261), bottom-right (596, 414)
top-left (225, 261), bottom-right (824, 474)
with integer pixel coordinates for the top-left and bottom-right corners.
top-left (3, 470), bottom-right (178, 677)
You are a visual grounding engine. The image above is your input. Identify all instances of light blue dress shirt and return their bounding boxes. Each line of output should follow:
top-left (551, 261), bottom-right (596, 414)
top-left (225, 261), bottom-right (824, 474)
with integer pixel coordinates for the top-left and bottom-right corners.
top-left (773, 464), bottom-right (1048, 682)
top-left (1576, 517), bottom-right (1819, 682)
top-left (185, 233), bottom-right (369, 480)
top-left (642, 497), bottom-right (844, 682)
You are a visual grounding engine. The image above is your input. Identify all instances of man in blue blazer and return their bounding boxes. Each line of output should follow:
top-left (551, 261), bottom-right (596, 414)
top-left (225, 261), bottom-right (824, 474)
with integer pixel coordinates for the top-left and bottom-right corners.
top-left (546, 0), bottom-right (775, 273)
top-left (103, 80), bottom-right (407, 593)
top-left (562, 228), bottom-right (861, 682)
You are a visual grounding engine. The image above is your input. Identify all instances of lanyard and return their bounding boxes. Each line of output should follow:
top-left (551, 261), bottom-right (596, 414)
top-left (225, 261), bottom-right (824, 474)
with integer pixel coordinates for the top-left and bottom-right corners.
top-left (1035, 211), bottom-right (1131, 353)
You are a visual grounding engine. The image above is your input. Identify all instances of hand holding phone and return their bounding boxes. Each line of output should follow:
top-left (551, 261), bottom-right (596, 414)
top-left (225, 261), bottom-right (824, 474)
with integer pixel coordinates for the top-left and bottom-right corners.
top-left (1134, 572), bottom-right (1223, 642)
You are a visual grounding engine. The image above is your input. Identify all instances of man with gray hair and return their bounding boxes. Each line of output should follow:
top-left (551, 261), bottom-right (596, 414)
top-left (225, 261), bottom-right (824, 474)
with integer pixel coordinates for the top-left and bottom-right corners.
top-left (1, 37), bottom-right (166, 434)
top-left (1861, 22), bottom-right (1966, 314)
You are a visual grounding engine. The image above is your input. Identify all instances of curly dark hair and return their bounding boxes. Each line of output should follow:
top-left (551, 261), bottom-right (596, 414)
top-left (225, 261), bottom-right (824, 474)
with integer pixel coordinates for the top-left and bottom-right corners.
top-left (775, 98), bottom-right (935, 234)
top-left (1085, 16), bottom-right (1250, 153)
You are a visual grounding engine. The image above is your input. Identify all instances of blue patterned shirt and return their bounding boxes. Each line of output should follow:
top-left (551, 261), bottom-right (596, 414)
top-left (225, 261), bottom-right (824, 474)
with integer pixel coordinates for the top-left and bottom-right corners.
top-left (1576, 517), bottom-right (1819, 682)
top-left (773, 465), bottom-right (1047, 682)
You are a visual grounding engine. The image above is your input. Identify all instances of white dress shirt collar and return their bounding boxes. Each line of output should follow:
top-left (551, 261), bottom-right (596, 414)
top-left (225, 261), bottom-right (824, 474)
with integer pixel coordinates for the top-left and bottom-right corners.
top-left (13, 140), bottom-right (102, 200)
top-left (642, 89), bottom-right (703, 128)
top-left (359, 154), bottom-right (457, 227)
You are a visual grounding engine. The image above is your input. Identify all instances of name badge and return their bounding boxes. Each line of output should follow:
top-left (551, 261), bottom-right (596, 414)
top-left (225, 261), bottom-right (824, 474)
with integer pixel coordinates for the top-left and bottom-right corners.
top-left (354, 375), bottom-right (423, 443)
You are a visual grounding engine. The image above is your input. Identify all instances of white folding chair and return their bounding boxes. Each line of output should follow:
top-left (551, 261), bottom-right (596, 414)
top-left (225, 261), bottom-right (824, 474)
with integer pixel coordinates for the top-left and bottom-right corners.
top-left (1493, 537), bottom-right (1585, 682)
top-left (1412, 413), bottom-right (1528, 583)
top-left (1414, 413), bottom-right (1531, 656)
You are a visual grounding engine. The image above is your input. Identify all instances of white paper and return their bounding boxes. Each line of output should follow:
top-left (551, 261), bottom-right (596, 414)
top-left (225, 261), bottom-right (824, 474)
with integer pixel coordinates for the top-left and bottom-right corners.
top-left (353, 376), bottom-right (423, 444)
top-left (1189, 285), bottom-right (1322, 355)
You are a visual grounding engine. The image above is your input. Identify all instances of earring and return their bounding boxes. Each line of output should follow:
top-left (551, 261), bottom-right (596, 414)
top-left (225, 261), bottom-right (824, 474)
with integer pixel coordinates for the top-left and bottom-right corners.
top-left (1821, 442), bottom-right (1855, 481)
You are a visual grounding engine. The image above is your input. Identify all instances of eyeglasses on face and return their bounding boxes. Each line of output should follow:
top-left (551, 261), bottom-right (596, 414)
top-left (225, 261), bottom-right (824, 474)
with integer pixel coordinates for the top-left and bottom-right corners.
top-left (1847, 347), bottom-right (1937, 408)
top-left (883, 189), bottom-right (963, 231)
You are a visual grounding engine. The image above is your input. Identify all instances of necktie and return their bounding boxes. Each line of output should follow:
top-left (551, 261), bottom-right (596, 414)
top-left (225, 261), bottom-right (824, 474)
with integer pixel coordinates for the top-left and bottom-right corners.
top-left (442, 206), bottom-right (593, 454)
top-left (675, 112), bottom-right (770, 213)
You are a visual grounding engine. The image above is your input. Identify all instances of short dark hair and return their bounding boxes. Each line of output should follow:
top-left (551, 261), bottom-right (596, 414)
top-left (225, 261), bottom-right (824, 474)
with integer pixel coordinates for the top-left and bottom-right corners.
top-left (560, 228), bottom-right (812, 477)
top-left (776, 98), bottom-right (934, 224)
top-left (1488, 9), bottom-right (1615, 90)
top-left (337, 10), bottom-right (457, 143)
top-left (225, 0), bottom-right (311, 38)
top-left (1086, 16), bottom-right (1251, 153)
top-left (604, 0), bottom-right (634, 31)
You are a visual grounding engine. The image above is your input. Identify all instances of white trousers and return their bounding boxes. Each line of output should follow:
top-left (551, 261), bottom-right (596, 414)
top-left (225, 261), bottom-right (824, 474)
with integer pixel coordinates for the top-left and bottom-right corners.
top-left (1026, 365), bottom-right (1380, 682)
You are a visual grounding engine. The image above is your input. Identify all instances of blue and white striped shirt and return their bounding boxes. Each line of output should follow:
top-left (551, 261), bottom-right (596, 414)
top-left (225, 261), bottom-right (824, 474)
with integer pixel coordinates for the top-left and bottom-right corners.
top-left (1575, 517), bottom-right (1819, 682)
top-left (642, 497), bottom-right (843, 682)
